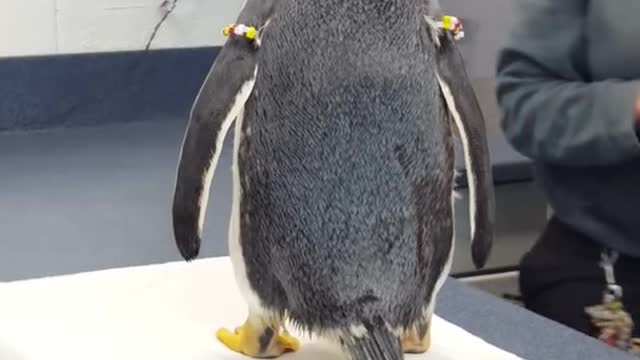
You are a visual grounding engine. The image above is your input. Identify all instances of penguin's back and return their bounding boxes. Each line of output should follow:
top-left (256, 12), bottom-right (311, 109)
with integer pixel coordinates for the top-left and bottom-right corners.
top-left (237, 1), bottom-right (455, 330)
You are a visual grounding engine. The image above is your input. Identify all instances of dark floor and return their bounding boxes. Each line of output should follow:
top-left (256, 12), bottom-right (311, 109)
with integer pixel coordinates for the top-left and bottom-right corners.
top-left (0, 120), bottom-right (221, 281)
top-left (0, 118), bottom-right (544, 282)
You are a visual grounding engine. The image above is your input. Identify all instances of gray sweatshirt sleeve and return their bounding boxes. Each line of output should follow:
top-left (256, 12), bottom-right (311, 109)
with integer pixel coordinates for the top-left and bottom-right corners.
top-left (495, 0), bottom-right (640, 166)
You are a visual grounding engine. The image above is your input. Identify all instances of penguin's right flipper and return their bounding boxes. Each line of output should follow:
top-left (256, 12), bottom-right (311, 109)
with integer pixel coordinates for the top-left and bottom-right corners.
top-left (172, 0), bottom-right (281, 261)
top-left (433, 29), bottom-right (496, 269)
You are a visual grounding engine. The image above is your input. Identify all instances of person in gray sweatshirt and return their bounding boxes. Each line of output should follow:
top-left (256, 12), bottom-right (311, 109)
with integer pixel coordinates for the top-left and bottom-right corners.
top-left (496, 0), bottom-right (640, 342)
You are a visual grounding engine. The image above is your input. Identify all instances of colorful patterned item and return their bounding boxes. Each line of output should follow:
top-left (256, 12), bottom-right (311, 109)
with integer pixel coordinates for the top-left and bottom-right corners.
top-left (439, 15), bottom-right (464, 40)
top-left (223, 24), bottom-right (258, 42)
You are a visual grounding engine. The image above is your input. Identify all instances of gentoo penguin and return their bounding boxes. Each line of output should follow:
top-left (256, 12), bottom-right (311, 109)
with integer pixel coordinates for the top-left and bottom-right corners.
top-left (171, 0), bottom-right (494, 359)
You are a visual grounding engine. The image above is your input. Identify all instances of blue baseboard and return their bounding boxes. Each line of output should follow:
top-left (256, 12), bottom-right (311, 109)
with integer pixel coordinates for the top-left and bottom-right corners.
top-left (0, 47), bottom-right (221, 132)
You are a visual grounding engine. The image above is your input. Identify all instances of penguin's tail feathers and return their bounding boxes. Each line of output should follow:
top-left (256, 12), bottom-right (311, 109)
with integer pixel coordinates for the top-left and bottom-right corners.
top-left (341, 317), bottom-right (403, 360)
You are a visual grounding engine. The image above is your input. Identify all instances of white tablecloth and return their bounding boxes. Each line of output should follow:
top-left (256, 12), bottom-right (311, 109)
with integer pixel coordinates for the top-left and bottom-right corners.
top-left (0, 257), bottom-right (523, 359)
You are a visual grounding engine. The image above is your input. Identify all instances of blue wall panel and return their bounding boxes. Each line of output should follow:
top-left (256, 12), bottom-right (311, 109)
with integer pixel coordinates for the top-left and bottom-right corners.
top-left (0, 47), bottom-right (220, 132)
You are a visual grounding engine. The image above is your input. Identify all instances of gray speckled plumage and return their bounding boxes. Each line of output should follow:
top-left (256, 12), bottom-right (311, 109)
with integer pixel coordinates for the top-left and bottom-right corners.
top-left (240, 0), bottom-right (452, 330)
top-left (172, 0), bottom-right (493, 358)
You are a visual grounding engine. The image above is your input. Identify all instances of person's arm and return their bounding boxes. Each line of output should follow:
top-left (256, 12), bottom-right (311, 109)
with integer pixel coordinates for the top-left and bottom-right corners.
top-left (496, 0), bottom-right (640, 167)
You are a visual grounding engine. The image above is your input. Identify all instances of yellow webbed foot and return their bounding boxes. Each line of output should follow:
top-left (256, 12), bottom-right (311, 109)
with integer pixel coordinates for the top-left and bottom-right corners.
top-left (216, 322), bottom-right (300, 358)
top-left (216, 327), bottom-right (245, 354)
top-left (276, 331), bottom-right (300, 352)
top-left (402, 322), bottom-right (431, 354)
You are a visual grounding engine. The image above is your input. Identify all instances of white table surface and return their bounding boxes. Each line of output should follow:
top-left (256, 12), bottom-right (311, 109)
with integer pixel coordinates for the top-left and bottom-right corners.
top-left (0, 256), bottom-right (522, 360)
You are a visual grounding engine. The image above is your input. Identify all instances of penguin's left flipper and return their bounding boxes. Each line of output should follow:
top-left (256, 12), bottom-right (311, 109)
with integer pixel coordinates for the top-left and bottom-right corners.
top-left (172, 0), bottom-right (280, 261)
top-left (216, 317), bottom-right (300, 358)
top-left (434, 29), bottom-right (496, 269)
